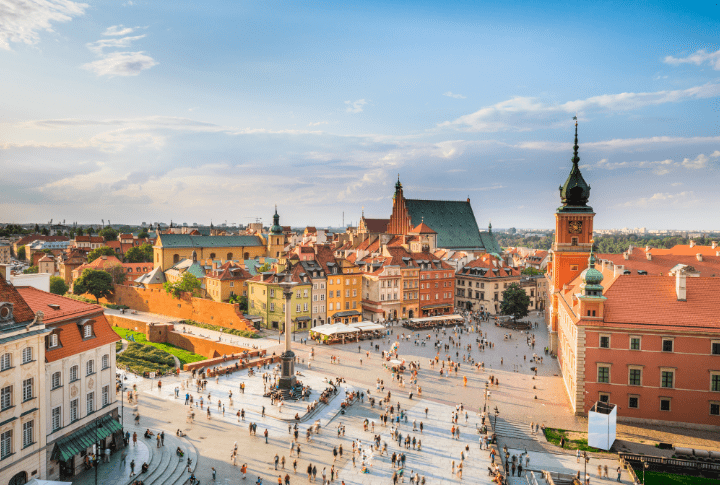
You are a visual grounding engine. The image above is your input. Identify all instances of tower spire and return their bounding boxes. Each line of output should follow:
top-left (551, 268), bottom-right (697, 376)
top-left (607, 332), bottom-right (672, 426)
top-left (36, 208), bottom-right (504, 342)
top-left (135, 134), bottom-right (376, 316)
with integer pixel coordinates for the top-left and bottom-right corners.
top-left (572, 116), bottom-right (580, 166)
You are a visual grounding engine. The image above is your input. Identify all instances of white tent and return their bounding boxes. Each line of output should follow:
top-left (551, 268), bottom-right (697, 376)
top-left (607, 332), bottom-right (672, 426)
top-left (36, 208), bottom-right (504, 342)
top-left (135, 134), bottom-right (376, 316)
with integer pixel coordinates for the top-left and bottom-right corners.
top-left (27, 480), bottom-right (72, 485)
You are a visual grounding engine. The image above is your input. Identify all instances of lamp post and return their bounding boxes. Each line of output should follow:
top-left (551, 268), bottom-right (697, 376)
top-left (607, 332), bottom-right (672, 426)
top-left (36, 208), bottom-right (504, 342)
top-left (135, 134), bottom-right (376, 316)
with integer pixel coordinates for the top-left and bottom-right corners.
top-left (94, 417), bottom-right (104, 485)
top-left (583, 451), bottom-right (588, 484)
top-left (643, 460), bottom-right (649, 483)
top-left (484, 382), bottom-right (489, 413)
top-left (278, 276), bottom-right (298, 396)
top-left (493, 406), bottom-right (499, 431)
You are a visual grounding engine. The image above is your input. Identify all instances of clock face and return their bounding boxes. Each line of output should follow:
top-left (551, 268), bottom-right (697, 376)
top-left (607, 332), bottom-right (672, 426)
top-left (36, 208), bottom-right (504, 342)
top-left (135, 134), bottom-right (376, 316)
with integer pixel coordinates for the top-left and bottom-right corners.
top-left (569, 221), bottom-right (583, 234)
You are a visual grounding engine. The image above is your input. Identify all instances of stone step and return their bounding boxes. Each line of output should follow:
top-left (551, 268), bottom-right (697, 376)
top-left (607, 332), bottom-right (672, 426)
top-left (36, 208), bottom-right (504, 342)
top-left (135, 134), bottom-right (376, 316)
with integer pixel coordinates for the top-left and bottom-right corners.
top-left (159, 434), bottom-right (198, 485)
top-left (118, 426), bottom-right (197, 485)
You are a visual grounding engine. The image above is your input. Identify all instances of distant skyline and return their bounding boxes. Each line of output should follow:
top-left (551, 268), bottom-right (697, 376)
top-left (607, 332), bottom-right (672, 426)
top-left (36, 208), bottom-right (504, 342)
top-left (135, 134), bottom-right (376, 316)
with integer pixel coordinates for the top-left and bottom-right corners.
top-left (1, 1), bottom-right (718, 229)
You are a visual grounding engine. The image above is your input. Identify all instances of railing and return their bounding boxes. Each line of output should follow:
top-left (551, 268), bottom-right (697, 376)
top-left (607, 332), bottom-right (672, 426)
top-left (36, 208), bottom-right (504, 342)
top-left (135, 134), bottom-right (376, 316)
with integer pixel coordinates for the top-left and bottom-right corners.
top-left (542, 470), bottom-right (576, 484)
top-left (527, 471), bottom-right (540, 485)
top-left (618, 455), bottom-right (640, 485)
top-left (619, 452), bottom-right (720, 472)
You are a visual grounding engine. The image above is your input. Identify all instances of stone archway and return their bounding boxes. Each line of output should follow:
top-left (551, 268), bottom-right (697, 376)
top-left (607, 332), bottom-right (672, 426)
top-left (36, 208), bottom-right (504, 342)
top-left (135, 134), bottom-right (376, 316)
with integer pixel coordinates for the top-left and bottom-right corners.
top-left (8, 471), bottom-right (27, 485)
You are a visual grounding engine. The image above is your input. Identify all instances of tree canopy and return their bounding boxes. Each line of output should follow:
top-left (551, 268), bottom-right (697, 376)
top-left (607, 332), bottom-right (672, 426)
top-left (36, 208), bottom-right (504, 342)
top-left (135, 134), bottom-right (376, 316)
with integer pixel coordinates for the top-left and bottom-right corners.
top-left (105, 263), bottom-right (127, 285)
top-left (124, 243), bottom-right (153, 263)
top-left (500, 283), bottom-right (531, 322)
top-left (49, 276), bottom-right (69, 296)
top-left (256, 262), bottom-right (272, 273)
top-left (87, 246), bottom-right (117, 263)
top-left (17, 246), bottom-right (26, 260)
top-left (229, 294), bottom-right (248, 311)
top-left (73, 269), bottom-right (114, 303)
top-left (164, 272), bottom-right (202, 298)
top-left (138, 230), bottom-right (150, 239)
top-left (99, 226), bottom-right (118, 241)
top-left (23, 266), bottom-right (39, 274)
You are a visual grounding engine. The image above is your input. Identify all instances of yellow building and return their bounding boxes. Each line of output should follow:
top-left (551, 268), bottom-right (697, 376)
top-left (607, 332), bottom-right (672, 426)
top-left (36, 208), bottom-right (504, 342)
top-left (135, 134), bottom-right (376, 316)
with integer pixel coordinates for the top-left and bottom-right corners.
top-left (153, 208), bottom-right (287, 270)
top-left (326, 258), bottom-right (362, 323)
top-left (205, 262), bottom-right (251, 302)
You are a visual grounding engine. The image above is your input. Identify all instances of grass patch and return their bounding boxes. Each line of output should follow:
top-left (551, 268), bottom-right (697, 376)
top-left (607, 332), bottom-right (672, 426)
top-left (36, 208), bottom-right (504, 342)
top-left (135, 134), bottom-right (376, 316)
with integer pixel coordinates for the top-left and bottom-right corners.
top-left (181, 319), bottom-right (260, 338)
top-left (631, 468), bottom-right (720, 485)
top-left (543, 428), bottom-right (605, 453)
top-left (112, 327), bottom-right (206, 365)
top-left (117, 342), bottom-right (175, 375)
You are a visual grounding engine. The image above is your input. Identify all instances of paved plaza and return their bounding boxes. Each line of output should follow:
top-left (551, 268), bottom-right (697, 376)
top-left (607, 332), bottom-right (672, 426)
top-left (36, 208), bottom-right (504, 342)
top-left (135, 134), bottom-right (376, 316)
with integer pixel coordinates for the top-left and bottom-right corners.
top-left (81, 309), bottom-right (720, 485)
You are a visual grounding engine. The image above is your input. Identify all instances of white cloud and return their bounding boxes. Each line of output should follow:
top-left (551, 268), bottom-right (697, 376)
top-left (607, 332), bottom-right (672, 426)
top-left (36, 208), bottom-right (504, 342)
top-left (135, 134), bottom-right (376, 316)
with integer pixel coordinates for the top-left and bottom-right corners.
top-left (0, 0), bottom-right (87, 50)
top-left (102, 25), bottom-right (134, 36)
top-left (620, 191), bottom-right (698, 208)
top-left (443, 91), bottom-right (466, 99)
top-left (82, 51), bottom-right (158, 77)
top-left (680, 151), bottom-right (719, 169)
top-left (514, 136), bottom-right (720, 152)
top-left (345, 99), bottom-right (366, 114)
top-left (440, 83), bottom-right (720, 132)
top-left (308, 121), bottom-right (328, 127)
top-left (664, 49), bottom-right (720, 70)
top-left (87, 34), bottom-right (146, 55)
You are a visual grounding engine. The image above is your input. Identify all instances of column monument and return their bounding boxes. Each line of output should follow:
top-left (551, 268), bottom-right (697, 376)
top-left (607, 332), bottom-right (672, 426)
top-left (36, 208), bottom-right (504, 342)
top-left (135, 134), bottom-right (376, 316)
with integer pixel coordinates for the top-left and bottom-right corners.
top-left (278, 275), bottom-right (298, 395)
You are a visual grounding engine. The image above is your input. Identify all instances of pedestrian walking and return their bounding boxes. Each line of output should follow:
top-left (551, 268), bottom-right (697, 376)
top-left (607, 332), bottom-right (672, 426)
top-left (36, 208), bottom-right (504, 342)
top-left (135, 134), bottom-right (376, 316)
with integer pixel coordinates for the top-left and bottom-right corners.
top-left (275, 454), bottom-right (279, 470)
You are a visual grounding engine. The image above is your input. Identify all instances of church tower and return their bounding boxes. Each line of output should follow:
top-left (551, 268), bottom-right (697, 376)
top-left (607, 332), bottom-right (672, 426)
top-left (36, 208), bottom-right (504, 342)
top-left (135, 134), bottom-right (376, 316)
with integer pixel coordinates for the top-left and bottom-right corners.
top-left (267, 206), bottom-right (285, 258)
top-left (548, 119), bottom-right (595, 351)
top-left (387, 175), bottom-right (412, 235)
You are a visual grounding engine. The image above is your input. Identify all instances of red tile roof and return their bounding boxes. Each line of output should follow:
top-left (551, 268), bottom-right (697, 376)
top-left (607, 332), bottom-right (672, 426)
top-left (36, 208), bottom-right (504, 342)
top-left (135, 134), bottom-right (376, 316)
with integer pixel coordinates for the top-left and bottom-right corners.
top-left (16, 286), bottom-right (102, 324)
top-left (45, 314), bottom-right (119, 362)
top-left (602, 276), bottom-right (720, 330)
top-left (15, 234), bottom-right (69, 246)
top-left (412, 221), bottom-right (437, 234)
top-left (0, 278), bottom-right (36, 324)
top-left (647, 244), bottom-right (720, 257)
top-left (75, 236), bottom-right (104, 243)
top-left (597, 253), bottom-right (720, 277)
top-left (362, 218), bottom-right (390, 233)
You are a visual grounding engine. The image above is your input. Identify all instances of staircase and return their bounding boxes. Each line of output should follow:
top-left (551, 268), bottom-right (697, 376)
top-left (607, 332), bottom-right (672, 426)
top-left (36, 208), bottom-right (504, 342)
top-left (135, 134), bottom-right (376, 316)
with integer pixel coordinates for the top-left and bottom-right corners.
top-left (121, 426), bottom-right (198, 485)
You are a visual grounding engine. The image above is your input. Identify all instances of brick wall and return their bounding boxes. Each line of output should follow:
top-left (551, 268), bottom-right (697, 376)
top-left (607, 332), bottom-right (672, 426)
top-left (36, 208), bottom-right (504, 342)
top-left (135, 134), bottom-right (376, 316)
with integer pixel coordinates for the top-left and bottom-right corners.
top-left (99, 284), bottom-right (255, 332)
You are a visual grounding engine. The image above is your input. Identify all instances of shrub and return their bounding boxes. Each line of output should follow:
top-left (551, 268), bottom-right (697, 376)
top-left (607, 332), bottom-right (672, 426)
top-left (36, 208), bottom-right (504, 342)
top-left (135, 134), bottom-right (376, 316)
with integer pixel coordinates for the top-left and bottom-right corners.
top-left (180, 319), bottom-right (260, 338)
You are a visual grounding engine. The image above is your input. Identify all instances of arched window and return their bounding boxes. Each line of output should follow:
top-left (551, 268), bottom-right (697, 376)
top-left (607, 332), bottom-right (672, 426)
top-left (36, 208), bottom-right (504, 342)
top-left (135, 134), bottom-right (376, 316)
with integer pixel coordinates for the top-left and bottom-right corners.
top-left (51, 371), bottom-right (61, 389)
top-left (173, 254), bottom-right (180, 264)
top-left (244, 252), bottom-right (250, 260)
top-left (227, 253), bottom-right (233, 261)
top-left (209, 253), bottom-right (216, 260)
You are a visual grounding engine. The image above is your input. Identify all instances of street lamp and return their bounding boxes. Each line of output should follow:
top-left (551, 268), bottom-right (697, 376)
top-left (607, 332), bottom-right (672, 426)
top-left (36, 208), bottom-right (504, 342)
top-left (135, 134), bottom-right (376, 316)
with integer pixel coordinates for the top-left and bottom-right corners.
top-left (643, 460), bottom-right (649, 483)
top-left (493, 406), bottom-right (499, 431)
top-left (583, 451), bottom-right (588, 484)
top-left (94, 417), bottom-right (104, 485)
top-left (484, 382), bottom-right (489, 413)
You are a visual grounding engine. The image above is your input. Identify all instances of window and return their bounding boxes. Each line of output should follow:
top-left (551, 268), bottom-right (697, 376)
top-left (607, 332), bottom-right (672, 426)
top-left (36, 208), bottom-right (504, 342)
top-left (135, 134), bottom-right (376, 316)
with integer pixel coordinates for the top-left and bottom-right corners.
top-left (320, 294), bottom-right (325, 301)
top-left (598, 393), bottom-right (610, 404)
top-left (70, 399), bottom-right (78, 422)
top-left (571, 237), bottom-right (578, 246)
top-left (329, 303), bottom-right (333, 311)
top-left (0, 353), bottom-right (10, 371)
top-left (52, 406), bottom-right (61, 432)
top-left (51, 372), bottom-right (61, 389)
top-left (345, 290), bottom-right (350, 298)
top-left (23, 420), bottom-right (33, 447)
top-left (270, 289), bottom-right (275, 298)
top-left (1, 386), bottom-right (11, 410)
top-left (313, 306), bottom-right (317, 313)
top-left (296, 304), bottom-right (300, 313)
top-left (83, 325), bottom-right (92, 338)
top-left (629, 368), bottom-right (642, 386)
top-left (661, 370), bottom-right (674, 388)
top-left (270, 303), bottom-right (275, 312)
top-left (711, 373), bottom-right (720, 392)
top-left (49, 333), bottom-right (59, 348)
top-left (22, 378), bottom-right (33, 401)
top-left (660, 399), bottom-right (671, 412)
top-left (712, 341), bottom-right (720, 355)
top-left (296, 291), bottom-right (301, 299)
top-left (599, 335), bottom-right (610, 349)
top-left (1, 430), bottom-right (11, 459)
top-left (86, 360), bottom-right (95, 376)
top-left (628, 396), bottom-right (639, 409)
top-left (22, 347), bottom-right (32, 364)
top-left (597, 366), bottom-right (610, 383)
top-left (102, 385), bottom-right (109, 407)
top-left (352, 289), bottom-right (357, 297)
top-left (662, 339), bottom-right (674, 352)
top-left (303, 303), bottom-right (308, 312)
top-left (711, 403), bottom-right (720, 416)
top-left (303, 290), bottom-right (308, 298)
top-left (102, 354), bottom-right (109, 370)
top-left (70, 365), bottom-right (78, 382)
top-left (87, 392), bottom-right (95, 414)
top-left (630, 337), bottom-right (641, 350)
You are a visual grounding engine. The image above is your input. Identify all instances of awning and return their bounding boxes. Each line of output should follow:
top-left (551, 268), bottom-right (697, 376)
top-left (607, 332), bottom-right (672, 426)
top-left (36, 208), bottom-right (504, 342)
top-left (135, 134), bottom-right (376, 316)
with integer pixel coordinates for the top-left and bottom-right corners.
top-left (331, 310), bottom-right (362, 318)
top-left (422, 303), bottom-right (453, 310)
top-left (296, 316), bottom-right (311, 321)
top-left (51, 414), bottom-right (122, 462)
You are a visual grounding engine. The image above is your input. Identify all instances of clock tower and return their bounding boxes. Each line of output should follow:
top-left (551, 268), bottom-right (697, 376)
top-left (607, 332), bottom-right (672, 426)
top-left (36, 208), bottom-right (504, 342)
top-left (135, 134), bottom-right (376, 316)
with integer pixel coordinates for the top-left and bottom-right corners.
top-left (547, 119), bottom-right (595, 351)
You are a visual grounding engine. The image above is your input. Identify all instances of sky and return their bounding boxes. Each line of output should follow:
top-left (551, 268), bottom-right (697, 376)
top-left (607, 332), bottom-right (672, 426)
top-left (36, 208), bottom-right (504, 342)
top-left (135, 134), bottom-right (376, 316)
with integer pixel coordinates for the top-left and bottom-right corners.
top-left (1, 0), bottom-right (719, 230)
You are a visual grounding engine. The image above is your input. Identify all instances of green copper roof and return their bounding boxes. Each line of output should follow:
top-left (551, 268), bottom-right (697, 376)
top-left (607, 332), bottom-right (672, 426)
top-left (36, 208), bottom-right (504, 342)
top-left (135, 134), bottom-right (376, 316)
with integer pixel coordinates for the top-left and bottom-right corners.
top-left (558, 121), bottom-right (593, 213)
top-left (479, 231), bottom-right (502, 255)
top-left (404, 199), bottom-right (485, 249)
top-left (270, 206), bottom-right (283, 235)
top-left (158, 234), bottom-right (264, 248)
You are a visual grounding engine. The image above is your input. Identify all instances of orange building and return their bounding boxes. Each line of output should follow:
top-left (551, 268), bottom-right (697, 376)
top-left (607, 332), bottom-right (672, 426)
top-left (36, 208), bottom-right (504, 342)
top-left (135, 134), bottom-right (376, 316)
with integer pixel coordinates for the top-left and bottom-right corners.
top-left (548, 123), bottom-right (720, 429)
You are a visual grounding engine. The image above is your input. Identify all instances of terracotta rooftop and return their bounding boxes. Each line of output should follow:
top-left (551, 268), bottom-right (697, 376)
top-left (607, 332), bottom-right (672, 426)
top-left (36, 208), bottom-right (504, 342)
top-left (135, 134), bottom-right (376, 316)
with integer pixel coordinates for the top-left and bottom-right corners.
top-left (0, 278), bottom-right (36, 324)
top-left (597, 253), bottom-right (720, 277)
top-left (412, 221), bottom-right (437, 234)
top-left (361, 218), bottom-right (390, 233)
top-left (16, 286), bottom-right (102, 324)
top-left (647, 244), bottom-right (719, 257)
top-left (15, 234), bottom-right (69, 246)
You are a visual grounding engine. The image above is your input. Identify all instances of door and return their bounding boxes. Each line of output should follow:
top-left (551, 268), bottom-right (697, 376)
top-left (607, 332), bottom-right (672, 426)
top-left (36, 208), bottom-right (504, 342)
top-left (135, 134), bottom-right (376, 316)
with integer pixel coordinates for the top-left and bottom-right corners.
top-left (9, 471), bottom-right (27, 485)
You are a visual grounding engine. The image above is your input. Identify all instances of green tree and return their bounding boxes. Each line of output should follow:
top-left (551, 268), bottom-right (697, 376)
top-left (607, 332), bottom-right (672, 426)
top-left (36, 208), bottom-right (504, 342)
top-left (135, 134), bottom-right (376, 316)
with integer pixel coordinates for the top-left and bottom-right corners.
top-left (87, 246), bottom-right (117, 263)
top-left (138, 230), bottom-right (150, 239)
top-left (73, 269), bottom-right (114, 303)
top-left (257, 262), bottom-right (272, 273)
top-left (124, 243), bottom-right (153, 263)
top-left (105, 263), bottom-right (127, 285)
top-left (163, 272), bottom-right (202, 298)
top-left (34, 223), bottom-right (40, 232)
top-left (76, 227), bottom-right (84, 236)
top-left (41, 227), bottom-right (49, 236)
top-left (49, 276), bottom-right (69, 295)
top-left (521, 267), bottom-right (541, 276)
top-left (500, 283), bottom-right (531, 322)
top-left (229, 294), bottom-right (248, 311)
top-left (508, 227), bottom-right (517, 235)
top-left (99, 226), bottom-right (118, 241)
top-left (17, 246), bottom-right (26, 260)
top-left (23, 266), bottom-right (39, 274)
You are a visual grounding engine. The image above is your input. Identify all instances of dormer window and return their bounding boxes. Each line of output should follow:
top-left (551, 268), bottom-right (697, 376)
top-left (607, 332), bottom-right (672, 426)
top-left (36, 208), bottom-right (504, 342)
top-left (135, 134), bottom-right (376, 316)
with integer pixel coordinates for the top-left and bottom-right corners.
top-left (49, 333), bottom-right (59, 348)
top-left (84, 325), bottom-right (92, 338)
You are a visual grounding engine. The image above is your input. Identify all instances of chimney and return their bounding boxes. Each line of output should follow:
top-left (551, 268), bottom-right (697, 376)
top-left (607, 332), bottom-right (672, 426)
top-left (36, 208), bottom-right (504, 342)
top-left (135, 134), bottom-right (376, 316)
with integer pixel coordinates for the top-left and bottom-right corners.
top-left (696, 253), bottom-right (703, 262)
top-left (614, 264), bottom-right (625, 278)
top-left (627, 245), bottom-right (633, 254)
top-left (646, 252), bottom-right (652, 261)
top-left (676, 271), bottom-right (687, 301)
top-left (689, 240), bottom-right (696, 248)
top-left (645, 246), bottom-right (651, 252)
top-left (623, 252), bottom-right (630, 260)
top-left (213, 262), bottom-right (218, 270)
top-left (712, 241), bottom-right (718, 249)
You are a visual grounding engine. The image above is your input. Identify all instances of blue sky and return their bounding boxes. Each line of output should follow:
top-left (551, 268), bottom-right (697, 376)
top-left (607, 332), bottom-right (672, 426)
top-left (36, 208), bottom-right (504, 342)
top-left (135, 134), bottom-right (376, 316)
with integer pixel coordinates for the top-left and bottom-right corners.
top-left (1, 0), bottom-right (718, 230)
